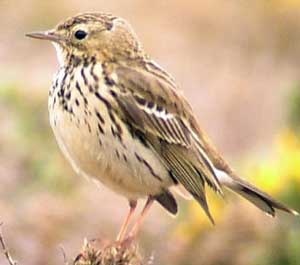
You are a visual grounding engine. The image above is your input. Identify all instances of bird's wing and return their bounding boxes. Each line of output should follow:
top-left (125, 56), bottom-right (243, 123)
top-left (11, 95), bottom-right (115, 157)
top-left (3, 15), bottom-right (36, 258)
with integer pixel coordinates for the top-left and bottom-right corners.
top-left (109, 63), bottom-right (226, 222)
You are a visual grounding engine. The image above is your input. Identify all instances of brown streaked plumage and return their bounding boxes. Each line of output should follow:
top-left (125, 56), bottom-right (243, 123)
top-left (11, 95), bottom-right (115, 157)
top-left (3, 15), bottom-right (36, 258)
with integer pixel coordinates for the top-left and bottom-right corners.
top-left (26, 12), bottom-right (299, 240)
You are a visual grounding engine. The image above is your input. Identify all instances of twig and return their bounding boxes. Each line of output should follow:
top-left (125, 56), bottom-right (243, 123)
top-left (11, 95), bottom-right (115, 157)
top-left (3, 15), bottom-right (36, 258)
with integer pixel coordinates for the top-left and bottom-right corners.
top-left (59, 244), bottom-right (69, 265)
top-left (0, 223), bottom-right (18, 265)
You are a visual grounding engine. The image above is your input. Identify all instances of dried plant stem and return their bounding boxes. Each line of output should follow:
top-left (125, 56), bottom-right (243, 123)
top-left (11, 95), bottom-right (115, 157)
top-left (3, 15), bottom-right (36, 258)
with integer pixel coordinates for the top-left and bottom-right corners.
top-left (0, 223), bottom-right (18, 265)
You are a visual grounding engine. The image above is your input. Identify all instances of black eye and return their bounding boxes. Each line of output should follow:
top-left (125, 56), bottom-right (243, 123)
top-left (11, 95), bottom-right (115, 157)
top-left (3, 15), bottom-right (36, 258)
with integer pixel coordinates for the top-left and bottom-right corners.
top-left (74, 30), bottom-right (87, 40)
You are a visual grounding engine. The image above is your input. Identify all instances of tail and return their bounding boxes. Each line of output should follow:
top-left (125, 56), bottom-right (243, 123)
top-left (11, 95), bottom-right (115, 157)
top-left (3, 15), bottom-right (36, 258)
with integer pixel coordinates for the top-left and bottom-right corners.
top-left (216, 169), bottom-right (299, 217)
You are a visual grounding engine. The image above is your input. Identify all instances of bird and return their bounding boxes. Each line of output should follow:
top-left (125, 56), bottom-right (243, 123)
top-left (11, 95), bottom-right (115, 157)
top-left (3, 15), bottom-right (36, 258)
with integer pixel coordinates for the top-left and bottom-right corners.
top-left (26, 12), bottom-right (299, 241)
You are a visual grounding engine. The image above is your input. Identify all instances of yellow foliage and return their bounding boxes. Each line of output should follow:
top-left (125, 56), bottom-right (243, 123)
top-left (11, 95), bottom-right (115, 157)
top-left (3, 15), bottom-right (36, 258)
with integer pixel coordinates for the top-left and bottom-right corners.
top-left (276, 129), bottom-right (300, 181)
top-left (174, 190), bottom-right (224, 241)
top-left (266, 0), bottom-right (300, 11)
top-left (247, 129), bottom-right (300, 194)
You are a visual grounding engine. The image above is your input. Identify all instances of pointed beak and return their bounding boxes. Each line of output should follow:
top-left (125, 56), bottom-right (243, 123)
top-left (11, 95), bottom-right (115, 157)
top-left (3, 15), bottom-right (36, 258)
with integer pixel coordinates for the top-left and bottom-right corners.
top-left (25, 30), bottom-right (63, 42)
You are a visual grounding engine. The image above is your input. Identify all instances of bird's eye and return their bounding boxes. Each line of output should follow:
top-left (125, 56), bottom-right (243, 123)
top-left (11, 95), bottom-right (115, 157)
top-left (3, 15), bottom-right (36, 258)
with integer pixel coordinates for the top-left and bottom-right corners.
top-left (74, 30), bottom-right (87, 40)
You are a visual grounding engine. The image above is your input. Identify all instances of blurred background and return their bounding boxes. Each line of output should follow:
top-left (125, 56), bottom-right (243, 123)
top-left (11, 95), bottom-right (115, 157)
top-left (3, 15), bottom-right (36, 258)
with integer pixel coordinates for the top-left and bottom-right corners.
top-left (1, 0), bottom-right (300, 264)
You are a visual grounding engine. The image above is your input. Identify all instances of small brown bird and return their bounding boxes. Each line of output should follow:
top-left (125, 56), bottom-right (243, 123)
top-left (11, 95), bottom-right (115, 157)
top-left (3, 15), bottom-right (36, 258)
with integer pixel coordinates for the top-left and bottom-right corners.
top-left (26, 13), bottom-right (298, 241)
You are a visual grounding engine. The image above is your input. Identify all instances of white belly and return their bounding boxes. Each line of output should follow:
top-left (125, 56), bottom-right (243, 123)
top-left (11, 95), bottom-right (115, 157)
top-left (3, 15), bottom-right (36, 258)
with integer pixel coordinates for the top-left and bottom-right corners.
top-left (48, 90), bottom-right (172, 200)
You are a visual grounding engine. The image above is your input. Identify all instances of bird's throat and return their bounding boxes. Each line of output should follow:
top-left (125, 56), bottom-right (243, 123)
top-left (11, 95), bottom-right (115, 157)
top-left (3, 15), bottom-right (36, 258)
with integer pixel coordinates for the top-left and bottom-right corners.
top-left (52, 42), bottom-right (66, 67)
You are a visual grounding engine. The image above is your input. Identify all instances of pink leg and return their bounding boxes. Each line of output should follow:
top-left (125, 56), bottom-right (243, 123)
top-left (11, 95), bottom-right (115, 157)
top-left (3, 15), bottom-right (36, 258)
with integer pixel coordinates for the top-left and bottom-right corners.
top-left (117, 200), bottom-right (137, 241)
top-left (128, 197), bottom-right (154, 238)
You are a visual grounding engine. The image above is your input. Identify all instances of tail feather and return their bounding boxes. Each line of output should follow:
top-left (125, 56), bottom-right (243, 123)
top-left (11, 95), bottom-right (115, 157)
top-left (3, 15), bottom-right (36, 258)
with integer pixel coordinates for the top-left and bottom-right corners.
top-left (230, 178), bottom-right (299, 216)
top-left (154, 190), bottom-right (178, 215)
top-left (217, 170), bottom-right (299, 216)
top-left (191, 191), bottom-right (215, 225)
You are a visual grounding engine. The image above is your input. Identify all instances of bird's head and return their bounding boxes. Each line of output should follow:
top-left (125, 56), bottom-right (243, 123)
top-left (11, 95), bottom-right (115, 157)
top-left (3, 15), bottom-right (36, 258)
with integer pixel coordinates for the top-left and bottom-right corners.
top-left (26, 13), bottom-right (144, 65)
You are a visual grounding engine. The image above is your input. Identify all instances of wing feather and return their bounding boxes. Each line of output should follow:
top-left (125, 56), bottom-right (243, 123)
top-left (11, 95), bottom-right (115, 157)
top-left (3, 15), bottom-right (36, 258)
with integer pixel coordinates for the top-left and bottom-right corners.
top-left (110, 64), bottom-right (223, 222)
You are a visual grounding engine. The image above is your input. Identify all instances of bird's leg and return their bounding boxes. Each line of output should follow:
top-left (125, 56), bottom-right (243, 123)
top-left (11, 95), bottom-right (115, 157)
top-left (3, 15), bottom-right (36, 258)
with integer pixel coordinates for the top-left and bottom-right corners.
top-left (116, 200), bottom-right (137, 242)
top-left (127, 196), bottom-right (154, 239)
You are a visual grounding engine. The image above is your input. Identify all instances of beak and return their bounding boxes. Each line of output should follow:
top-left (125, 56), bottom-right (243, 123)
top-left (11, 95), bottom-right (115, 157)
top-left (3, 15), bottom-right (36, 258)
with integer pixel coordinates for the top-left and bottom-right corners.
top-left (25, 30), bottom-right (63, 42)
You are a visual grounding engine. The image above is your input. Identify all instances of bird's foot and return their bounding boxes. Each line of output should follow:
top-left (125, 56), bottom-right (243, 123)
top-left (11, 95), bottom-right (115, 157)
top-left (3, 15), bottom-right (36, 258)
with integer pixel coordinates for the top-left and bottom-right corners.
top-left (117, 234), bottom-right (136, 248)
